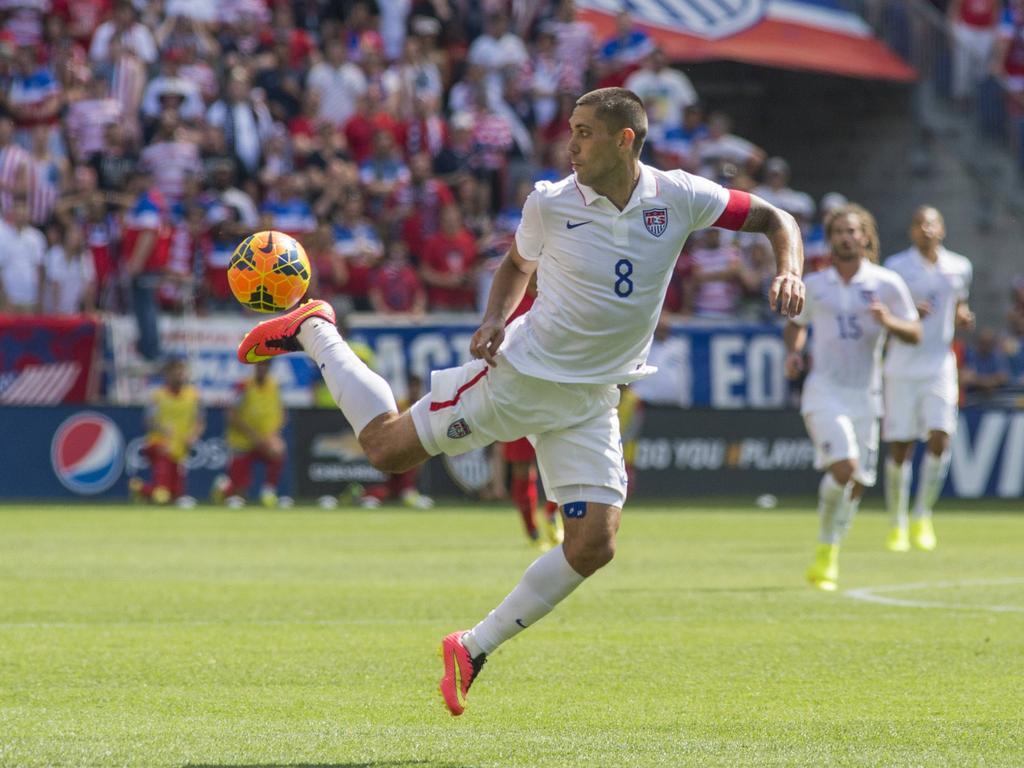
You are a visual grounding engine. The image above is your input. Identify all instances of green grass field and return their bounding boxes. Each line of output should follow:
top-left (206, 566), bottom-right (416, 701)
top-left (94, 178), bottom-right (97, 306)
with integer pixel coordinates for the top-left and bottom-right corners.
top-left (2, 500), bottom-right (1023, 768)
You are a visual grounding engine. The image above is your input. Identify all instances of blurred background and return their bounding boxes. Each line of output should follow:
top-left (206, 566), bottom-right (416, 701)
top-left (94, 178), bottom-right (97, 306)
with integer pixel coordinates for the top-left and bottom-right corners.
top-left (0, 0), bottom-right (1022, 505)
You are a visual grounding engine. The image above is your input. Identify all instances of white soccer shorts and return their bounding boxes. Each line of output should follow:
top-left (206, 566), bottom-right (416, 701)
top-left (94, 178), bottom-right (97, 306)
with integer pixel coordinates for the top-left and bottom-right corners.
top-left (802, 409), bottom-right (880, 487)
top-left (883, 375), bottom-right (958, 442)
top-left (411, 355), bottom-right (628, 507)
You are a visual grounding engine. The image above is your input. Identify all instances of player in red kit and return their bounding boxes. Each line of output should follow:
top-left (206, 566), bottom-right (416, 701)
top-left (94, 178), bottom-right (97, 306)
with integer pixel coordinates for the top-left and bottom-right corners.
top-left (500, 278), bottom-right (562, 549)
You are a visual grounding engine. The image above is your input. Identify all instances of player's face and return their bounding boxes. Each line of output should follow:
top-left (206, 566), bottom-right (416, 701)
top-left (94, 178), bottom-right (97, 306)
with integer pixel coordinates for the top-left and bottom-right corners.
top-left (568, 105), bottom-right (623, 188)
top-left (829, 213), bottom-right (869, 262)
top-left (910, 208), bottom-right (945, 249)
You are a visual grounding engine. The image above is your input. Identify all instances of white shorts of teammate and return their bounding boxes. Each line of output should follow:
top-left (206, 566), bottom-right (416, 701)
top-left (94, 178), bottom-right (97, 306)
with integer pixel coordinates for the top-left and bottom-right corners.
top-left (883, 375), bottom-right (958, 442)
top-left (802, 410), bottom-right (880, 487)
top-left (411, 355), bottom-right (628, 507)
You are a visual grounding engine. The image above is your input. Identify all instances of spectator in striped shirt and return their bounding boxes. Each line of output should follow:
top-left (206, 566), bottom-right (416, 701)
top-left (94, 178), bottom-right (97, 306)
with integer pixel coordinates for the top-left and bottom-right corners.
top-left (0, 113), bottom-right (31, 215)
top-left (687, 228), bottom-right (760, 319)
top-left (26, 123), bottom-right (66, 226)
top-left (550, 0), bottom-right (596, 96)
top-left (139, 108), bottom-right (203, 202)
top-left (65, 74), bottom-right (122, 163)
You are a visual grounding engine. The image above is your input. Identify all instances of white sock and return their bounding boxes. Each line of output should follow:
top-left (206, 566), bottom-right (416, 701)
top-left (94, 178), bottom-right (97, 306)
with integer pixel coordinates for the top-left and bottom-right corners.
top-left (914, 451), bottom-right (950, 519)
top-left (885, 458), bottom-right (911, 530)
top-left (462, 545), bottom-right (585, 656)
top-left (834, 494), bottom-right (861, 543)
top-left (298, 319), bottom-right (398, 436)
top-left (817, 473), bottom-right (851, 545)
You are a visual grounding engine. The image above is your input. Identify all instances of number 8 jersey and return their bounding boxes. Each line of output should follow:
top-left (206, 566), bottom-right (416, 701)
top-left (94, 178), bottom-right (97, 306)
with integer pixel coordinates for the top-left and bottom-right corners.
top-left (504, 163), bottom-right (736, 384)
top-left (792, 261), bottom-right (917, 417)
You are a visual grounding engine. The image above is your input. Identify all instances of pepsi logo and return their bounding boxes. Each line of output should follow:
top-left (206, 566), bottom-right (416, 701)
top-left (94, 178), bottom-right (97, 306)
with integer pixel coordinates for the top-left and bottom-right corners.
top-left (51, 412), bottom-right (125, 494)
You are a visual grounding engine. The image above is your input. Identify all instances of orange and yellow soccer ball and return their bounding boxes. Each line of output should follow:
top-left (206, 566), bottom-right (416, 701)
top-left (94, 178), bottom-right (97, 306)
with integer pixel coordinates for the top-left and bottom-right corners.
top-left (227, 230), bottom-right (311, 313)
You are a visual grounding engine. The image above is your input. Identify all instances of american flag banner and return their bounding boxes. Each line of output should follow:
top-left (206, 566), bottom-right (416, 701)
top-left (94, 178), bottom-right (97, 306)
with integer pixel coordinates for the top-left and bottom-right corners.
top-left (578, 0), bottom-right (916, 81)
top-left (0, 316), bottom-right (100, 404)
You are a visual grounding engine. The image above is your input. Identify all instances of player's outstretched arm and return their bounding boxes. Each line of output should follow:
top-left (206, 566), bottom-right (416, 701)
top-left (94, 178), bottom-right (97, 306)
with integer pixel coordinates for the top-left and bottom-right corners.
top-left (739, 194), bottom-right (805, 317)
top-left (470, 241), bottom-right (537, 366)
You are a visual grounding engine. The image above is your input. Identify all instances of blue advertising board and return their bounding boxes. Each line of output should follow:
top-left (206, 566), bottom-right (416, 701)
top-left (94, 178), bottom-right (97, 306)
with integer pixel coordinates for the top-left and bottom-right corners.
top-left (0, 406), bottom-right (292, 500)
top-left (347, 319), bottom-right (790, 408)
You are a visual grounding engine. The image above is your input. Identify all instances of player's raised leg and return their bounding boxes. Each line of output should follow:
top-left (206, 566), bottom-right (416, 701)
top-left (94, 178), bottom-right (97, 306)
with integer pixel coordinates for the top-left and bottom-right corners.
top-left (237, 299), bottom-right (430, 472)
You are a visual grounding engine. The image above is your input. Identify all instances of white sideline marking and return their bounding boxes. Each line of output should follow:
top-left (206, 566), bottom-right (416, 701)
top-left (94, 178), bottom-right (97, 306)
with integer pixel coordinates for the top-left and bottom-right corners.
top-left (844, 578), bottom-right (1024, 613)
top-left (0, 617), bottom-right (440, 629)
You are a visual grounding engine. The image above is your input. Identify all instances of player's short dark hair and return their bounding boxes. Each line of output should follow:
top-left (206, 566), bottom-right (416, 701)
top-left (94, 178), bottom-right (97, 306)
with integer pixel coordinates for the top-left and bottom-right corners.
top-left (575, 87), bottom-right (648, 157)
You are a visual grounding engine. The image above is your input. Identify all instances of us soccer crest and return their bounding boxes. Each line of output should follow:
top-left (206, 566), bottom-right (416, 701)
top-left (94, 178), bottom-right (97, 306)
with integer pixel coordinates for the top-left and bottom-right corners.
top-left (643, 208), bottom-right (668, 237)
top-left (446, 418), bottom-right (472, 439)
top-left (860, 289), bottom-right (877, 304)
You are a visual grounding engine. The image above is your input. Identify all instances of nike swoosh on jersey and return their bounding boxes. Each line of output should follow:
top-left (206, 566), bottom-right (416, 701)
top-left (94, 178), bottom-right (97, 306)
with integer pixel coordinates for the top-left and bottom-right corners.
top-left (566, 220), bottom-right (593, 229)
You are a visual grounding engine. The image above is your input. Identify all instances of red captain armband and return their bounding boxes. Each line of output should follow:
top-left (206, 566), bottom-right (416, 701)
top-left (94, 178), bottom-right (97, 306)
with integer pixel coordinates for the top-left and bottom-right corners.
top-left (711, 189), bottom-right (751, 231)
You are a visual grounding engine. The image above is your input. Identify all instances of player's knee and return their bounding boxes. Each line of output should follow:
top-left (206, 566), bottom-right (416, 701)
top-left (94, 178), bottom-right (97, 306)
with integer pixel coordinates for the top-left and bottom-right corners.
top-left (565, 534), bottom-right (616, 577)
top-left (926, 431), bottom-right (949, 455)
top-left (830, 460), bottom-right (856, 486)
top-left (888, 442), bottom-right (912, 464)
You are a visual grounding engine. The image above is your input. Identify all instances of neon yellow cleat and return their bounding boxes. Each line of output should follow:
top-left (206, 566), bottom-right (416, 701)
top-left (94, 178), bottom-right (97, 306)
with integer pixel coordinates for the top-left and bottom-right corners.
top-left (886, 526), bottom-right (910, 553)
top-left (541, 511), bottom-right (564, 548)
top-left (210, 474), bottom-right (230, 505)
top-left (260, 485), bottom-right (278, 508)
top-left (806, 543), bottom-right (839, 592)
top-left (910, 517), bottom-right (937, 551)
top-left (530, 535), bottom-right (552, 553)
top-left (128, 477), bottom-right (145, 503)
top-left (151, 486), bottom-right (172, 505)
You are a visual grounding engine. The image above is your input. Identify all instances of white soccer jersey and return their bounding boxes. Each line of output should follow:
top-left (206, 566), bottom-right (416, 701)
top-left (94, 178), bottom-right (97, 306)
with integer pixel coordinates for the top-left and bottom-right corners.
top-left (793, 261), bottom-right (917, 416)
top-left (883, 246), bottom-right (972, 380)
top-left (506, 163), bottom-right (729, 384)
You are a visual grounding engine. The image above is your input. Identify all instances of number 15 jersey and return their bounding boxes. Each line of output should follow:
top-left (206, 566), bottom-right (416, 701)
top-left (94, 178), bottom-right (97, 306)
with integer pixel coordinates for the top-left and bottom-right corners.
top-left (504, 163), bottom-right (731, 384)
top-left (792, 261), bottom-right (917, 416)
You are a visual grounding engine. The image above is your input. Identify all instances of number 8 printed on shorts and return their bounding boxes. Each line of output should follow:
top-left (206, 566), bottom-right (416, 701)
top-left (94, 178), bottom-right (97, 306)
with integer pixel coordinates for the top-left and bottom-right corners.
top-left (614, 258), bottom-right (634, 297)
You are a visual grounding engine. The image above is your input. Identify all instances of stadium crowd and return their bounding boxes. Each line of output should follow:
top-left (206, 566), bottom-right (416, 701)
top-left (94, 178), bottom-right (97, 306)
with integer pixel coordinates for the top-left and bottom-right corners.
top-left (0, 0), bottom-right (1020, 392)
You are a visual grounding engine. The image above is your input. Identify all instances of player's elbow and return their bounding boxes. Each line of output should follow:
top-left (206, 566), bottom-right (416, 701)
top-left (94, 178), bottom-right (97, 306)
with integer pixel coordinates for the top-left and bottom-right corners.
top-left (905, 322), bottom-right (923, 345)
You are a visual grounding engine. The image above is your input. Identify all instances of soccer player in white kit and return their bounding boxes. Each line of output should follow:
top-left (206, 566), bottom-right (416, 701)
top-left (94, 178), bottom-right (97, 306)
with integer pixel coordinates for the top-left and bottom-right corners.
top-left (784, 204), bottom-right (920, 591)
top-left (882, 206), bottom-right (974, 552)
top-left (236, 88), bottom-right (806, 715)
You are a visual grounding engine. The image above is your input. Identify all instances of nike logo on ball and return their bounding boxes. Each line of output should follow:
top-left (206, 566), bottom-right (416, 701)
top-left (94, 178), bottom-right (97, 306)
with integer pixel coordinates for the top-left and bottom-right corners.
top-left (566, 220), bottom-right (592, 230)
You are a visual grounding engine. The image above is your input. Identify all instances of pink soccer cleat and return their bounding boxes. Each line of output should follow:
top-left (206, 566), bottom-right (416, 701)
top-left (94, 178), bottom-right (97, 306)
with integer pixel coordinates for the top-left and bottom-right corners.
top-left (438, 631), bottom-right (487, 716)
top-left (236, 299), bottom-right (335, 364)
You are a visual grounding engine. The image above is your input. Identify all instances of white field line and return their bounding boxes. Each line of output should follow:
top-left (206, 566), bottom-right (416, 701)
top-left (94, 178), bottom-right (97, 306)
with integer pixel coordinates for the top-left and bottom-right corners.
top-left (0, 616), bottom-right (443, 629)
top-left (844, 578), bottom-right (1024, 613)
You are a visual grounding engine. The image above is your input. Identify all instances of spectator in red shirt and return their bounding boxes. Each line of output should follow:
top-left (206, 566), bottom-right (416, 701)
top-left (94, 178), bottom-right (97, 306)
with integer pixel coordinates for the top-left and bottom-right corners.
top-left (123, 167), bottom-right (171, 359)
top-left (421, 203), bottom-right (477, 311)
top-left (391, 151), bottom-right (454, 258)
top-left (369, 238), bottom-right (427, 315)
